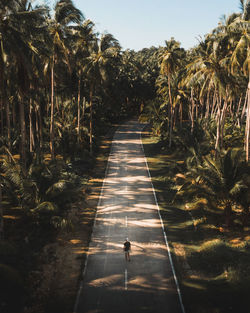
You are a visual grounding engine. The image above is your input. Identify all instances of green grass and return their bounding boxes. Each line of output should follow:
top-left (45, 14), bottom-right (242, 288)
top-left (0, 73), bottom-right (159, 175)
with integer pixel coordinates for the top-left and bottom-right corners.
top-left (142, 132), bottom-right (250, 313)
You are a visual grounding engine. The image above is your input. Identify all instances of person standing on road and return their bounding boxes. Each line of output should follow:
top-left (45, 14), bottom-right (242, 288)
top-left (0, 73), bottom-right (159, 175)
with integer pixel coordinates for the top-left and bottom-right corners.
top-left (123, 238), bottom-right (131, 261)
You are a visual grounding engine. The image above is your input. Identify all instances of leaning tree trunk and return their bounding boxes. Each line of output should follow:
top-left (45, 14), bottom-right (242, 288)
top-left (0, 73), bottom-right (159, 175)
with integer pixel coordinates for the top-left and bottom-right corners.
top-left (29, 86), bottom-right (35, 153)
top-left (34, 103), bottom-right (42, 162)
top-left (211, 91), bottom-right (217, 118)
top-left (50, 56), bottom-right (55, 160)
top-left (215, 93), bottom-right (222, 156)
top-left (241, 89), bottom-right (248, 126)
top-left (190, 87), bottom-right (195, 134)
top-left (219, 89), bottom-right (229, 149)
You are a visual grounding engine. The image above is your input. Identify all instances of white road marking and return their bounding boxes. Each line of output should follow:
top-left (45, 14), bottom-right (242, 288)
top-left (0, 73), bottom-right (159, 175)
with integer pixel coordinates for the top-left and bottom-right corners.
top-left (125, 269), bottom-right (128, 290)
top-left (125, 216), bottom-right (128, 227)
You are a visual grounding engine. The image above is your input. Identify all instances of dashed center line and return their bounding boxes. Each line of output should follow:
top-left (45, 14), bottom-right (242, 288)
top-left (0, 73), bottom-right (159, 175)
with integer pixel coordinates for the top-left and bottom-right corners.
top-left (125, 269), bottom-right (128, 290)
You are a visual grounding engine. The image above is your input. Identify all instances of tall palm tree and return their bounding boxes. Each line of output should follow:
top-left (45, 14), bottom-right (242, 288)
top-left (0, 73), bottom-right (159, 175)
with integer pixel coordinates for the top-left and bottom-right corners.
top-left (72, 19), bottom-right (95, 143)
top-left (84, 33), bottom-right (121, 154)
top-left (158, 38), bottom-right (184, 147)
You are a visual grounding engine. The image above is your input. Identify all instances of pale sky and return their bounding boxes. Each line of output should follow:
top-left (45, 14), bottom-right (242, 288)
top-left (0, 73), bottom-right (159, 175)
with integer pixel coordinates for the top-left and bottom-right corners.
top-left (45, 0), bottom-right (241, 51)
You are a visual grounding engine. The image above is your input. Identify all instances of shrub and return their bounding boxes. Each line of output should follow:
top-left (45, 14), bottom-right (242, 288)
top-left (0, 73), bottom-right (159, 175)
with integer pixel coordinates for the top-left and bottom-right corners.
top-left (189, 239), bottom-right (244, 276)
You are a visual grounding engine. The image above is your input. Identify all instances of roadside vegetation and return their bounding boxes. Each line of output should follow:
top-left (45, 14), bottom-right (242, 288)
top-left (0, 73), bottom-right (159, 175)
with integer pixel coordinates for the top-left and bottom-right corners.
top-left (0, 0), bottom-right (249, 312)
top-left (140, 1), bottom-right (250, 312)
top-left (142, 133), bottom-right (250, 313)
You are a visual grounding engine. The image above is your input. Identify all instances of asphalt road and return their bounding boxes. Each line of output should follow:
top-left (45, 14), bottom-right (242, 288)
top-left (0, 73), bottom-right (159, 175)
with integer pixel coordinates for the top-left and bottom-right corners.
top-left (74, 120), bottom-right (184, 313)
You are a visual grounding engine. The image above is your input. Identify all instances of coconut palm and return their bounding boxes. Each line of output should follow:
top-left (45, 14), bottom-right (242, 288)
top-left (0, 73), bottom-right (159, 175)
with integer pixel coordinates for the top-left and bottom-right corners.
top-left (177, 148), bottom-right (249, 226)
top-left (84, 33), bottom-right (121, 154)
top-left (71, 19), bottom-right (95, 143)
top-left (158, 38), bottom-right (185, 147)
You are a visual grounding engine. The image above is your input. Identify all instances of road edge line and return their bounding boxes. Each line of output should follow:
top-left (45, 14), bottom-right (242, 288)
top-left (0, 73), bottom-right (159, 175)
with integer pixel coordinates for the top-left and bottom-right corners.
top-left (140, 126), bottom-right (186, 313)
top-left (73, 137), bottom-right (115, 313)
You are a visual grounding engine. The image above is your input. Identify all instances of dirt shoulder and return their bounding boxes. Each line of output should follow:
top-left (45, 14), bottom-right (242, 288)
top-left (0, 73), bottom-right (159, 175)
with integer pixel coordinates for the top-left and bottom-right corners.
top-left (26, 129), bottom-right (116, 313)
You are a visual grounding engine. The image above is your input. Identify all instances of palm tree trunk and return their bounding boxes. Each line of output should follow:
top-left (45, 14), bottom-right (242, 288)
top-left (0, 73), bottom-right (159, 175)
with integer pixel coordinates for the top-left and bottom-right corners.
top-left (38, 103), bottom-right (43, 150)
top-left (0, 183), bottom-right (3, 240)
top-left (12, 100), bottom-right (16, 127)
top-left (34, 104), bottom-right (41, 161)
top-left (235, 96), bottom-right (242, 127)
top-left (82, 96), bottom-right (86, 126)
top-left (215, 92), bottom-right (221, 155)
top-left (77, 75), bottom-right (81, 143)
top-left (245, 79), bottom-right (250, 161)
top-left (195, 99), bottom-right (199, 120)
top-left (0, 47), bottom-right (4, 136)
top-left (168, 75), bottom-right (173, 147)
top-left (220, 90), bottom-right (228, 149)
top-left (6, 98), bottom-right (11, 150)
top-left (191, 88), bottom-right (195, 134)
top-left (0, 102), bottom-right (3, 136)
top-left (50, 56), bottom-right (55, 160)
top-left (179, 102), bottom-right (183, 128)
top-left (89, 84), bottom-right (94, 155)
top-left (19, 95), bottom-right (26, 173)
top-left (205, 92), bottom-right (210, 120)
top-left (211, 91), bottom-right (217, 117)
top-left (29, 96), bottom-right (35, 153)
top-left (241, 89), bottom-right (248, 125)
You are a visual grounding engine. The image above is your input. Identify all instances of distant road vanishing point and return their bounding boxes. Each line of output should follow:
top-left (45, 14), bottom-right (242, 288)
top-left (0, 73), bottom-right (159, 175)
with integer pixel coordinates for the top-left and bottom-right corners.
top-left (74, 120), bottom-right (185, 313)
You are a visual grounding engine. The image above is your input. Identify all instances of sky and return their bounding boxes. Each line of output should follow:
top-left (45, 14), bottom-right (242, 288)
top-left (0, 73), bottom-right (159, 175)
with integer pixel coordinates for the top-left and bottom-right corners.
top-left (46, 0), bottom-right (241, 51)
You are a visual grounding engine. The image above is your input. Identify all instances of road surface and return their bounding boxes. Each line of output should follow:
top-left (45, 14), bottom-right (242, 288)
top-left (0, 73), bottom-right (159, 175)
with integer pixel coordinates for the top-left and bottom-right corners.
top-left (74, 120), bottom-right (184, 313)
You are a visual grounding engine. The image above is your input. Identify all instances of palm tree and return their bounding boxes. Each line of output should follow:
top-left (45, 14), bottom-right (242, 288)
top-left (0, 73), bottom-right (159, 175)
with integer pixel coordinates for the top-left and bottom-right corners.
top-left (158, 38), bottom-right (185, 147)
top-left (177, 148), bottom-right (249, 227)
top-left (47, 0), bottom-right (83, 159)
top-left (84, 33), bottom-right (121, 154)
top-left (72, 19), bottom-right (95, 143)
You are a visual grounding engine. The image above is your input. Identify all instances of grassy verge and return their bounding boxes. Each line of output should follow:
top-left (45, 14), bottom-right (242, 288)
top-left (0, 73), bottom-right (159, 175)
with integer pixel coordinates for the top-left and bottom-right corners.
top-left (142, 130), bottom-right (250, 313)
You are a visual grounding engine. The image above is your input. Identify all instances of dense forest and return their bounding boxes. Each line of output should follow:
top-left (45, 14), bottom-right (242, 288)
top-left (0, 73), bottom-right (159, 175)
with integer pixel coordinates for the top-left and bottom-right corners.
top-left (0, 0), bottom-right (249, 312)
